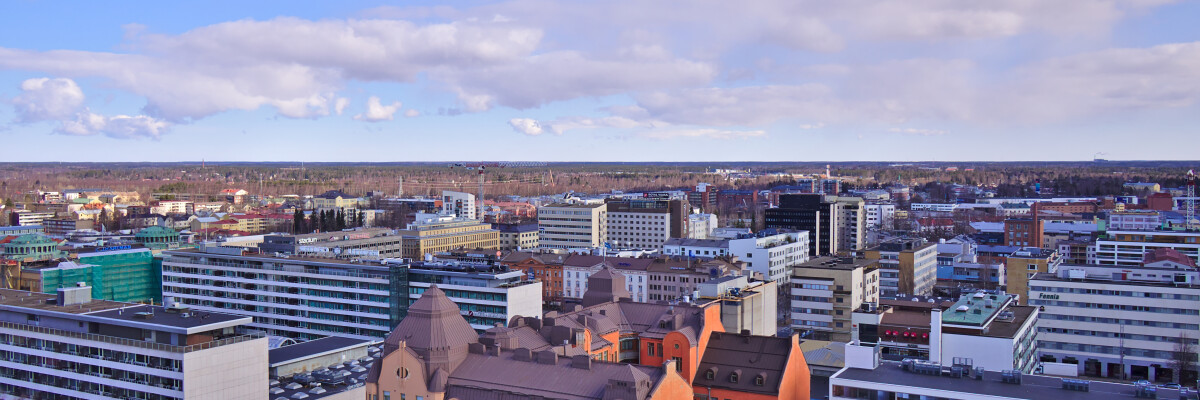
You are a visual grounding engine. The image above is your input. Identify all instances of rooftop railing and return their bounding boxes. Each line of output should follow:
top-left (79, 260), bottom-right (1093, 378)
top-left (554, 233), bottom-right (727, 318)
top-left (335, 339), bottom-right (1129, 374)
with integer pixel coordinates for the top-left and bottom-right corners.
top-left (0, 320), bottom-right (263, 353)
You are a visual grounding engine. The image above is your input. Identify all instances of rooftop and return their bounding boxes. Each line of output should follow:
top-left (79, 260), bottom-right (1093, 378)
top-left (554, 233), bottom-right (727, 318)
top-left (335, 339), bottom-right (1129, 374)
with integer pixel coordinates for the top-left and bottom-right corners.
top-left (87, 304), bottom-right (249, 330)
top-left (269, 336), bottom-right (374, 367)
top-left (941, 292), bottom-right (1014, 327)
top-left (1010, 247), bottom-right (1057, 259)
top-left (0, 288), bottom-right (126, 314)
top-left (694, 331), bottom-right (796, 395)
top-left (540, 202), bottom-right (606, 209)
top-left (795, 256), bottom-right (879, 271)
top-left (834, 360), bottom-right (1192, 400)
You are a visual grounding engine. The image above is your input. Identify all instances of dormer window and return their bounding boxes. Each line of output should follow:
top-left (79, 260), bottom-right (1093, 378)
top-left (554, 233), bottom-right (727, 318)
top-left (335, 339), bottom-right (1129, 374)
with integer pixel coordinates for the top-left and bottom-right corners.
top-left (730, 372), bottom-right (739, 383)
top-left (755, 375), bottom-right (765, 386)
top-left (706, 370), bottom-right (715, 380)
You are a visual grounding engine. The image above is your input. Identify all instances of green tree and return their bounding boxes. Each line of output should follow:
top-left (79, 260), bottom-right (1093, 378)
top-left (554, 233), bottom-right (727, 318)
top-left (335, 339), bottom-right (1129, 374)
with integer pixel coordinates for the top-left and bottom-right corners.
top-left (336, 208), bottom-right (346, 231)
top-left (293, 208), bottom-right (305, 234)
top-left (308, 211), bottom-right (320, 233)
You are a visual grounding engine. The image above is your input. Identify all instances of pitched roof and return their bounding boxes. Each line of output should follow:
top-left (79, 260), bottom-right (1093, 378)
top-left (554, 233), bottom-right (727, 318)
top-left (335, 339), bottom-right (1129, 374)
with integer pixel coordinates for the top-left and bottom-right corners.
top-left (694, 332), bottom-right (797, 395)
top-left (446, 349), bottom-right (660, 400)
top-left (564, 254), bottom-right (654, 271)
top-left (384, 285), bottom-right (479, 351)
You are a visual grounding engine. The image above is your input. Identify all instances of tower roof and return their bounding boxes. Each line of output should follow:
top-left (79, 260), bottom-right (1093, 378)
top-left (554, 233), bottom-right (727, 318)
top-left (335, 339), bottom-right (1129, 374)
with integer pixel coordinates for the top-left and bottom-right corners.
top-left (582, 267), bottom-right (631, 307)
top-left (384, 285), bottom-right (479, 351)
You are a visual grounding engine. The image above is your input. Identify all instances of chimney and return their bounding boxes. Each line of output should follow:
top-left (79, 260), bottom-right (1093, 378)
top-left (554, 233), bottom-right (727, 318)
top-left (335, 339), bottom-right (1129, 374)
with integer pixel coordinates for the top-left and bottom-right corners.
top-left (536, 350), bottom-right (559, 365)
top-left (571, 355), bottom-right (592, 370)
top-left (56, 286), bottom-right (91, 307)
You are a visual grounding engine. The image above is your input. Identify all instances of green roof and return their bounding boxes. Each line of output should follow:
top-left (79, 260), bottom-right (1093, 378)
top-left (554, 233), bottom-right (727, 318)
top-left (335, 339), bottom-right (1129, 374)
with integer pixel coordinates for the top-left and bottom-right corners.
top-left (8, 234), bottom-right (57, 245)
top-left (135, 226), bottom-right (179, 238)
top-left (941, 292), bottom-right (1014, 326)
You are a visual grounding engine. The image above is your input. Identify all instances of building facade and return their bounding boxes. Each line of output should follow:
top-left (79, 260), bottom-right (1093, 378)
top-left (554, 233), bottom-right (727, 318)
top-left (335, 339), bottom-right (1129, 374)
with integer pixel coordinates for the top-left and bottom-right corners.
top-left (791, 257), bottom-right (880, 342)
top-left (765, 194), bottom-right (841, 256)
top-left (864, 239), bottom-right (938, 297)
top-left (397, 215), bottom-right (499, 259)
top-left (538, 203), bottom-right (607, 249)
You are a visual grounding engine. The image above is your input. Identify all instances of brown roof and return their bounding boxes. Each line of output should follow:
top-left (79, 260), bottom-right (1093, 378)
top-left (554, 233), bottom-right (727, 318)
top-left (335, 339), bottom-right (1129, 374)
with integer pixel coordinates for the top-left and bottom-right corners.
top-left (694, 332), bottom-right (797, 395)
top-left (564, 254), bottom-right (654, 271)
top-left (384, 285), bottom-right (479, 352)
top-left (582, 267), bottom-right (632, 307)
top-left (1144, 248), bottom-right (1198, 267)
top-left (446, 348), bottom-right (661, 400)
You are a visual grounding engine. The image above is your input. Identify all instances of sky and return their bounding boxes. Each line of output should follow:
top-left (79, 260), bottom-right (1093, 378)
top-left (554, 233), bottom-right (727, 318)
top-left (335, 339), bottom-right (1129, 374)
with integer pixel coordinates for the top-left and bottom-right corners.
top-left (0, 0), bottom-right (1198, 162)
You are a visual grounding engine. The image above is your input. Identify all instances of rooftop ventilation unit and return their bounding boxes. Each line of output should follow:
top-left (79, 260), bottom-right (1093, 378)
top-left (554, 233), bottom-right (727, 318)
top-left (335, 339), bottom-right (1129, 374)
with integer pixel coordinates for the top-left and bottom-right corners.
top-left (1061, 378), bottom-right (1089, 392)
top-left (1000, 370), bottom-right (1022, 384)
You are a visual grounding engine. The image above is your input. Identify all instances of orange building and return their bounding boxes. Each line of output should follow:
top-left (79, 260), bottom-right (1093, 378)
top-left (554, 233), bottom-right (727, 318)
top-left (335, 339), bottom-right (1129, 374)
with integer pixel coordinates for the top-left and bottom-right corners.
top-left (692, 331), bottom-right (811, 400)
top-left (366, 285), bottom-right (694, 400)
top-left (501, 251), bottom-right (569, 306)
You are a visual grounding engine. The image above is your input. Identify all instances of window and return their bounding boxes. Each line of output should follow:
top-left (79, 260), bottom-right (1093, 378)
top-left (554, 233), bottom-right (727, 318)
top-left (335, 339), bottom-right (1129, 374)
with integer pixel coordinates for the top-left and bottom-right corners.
top-left (673, 356), bottom-right (682, 371)
top-left (755, 376), bottom-right (765, 386)
top-left (706, 370), bottom-right (715, 380)
top-left (383, 392), bottom-right (390, 400)
top-left (730, 372), bottom-right (739, 383)
top-left (647, 342), bottom-right (655, 356)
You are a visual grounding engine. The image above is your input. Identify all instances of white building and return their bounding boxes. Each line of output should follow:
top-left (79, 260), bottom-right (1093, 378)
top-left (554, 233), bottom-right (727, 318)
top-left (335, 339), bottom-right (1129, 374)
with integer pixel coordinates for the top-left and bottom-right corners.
top-left (910, 203), bottom-right (958, 213)
top-left (163, 245), bottom-right (541, 340)
top-left (606, 208), bottom-right (671, 249)
top-left (0, 286), bottom-right (267, 400)
top-left (537, 203), bottom-right (607, 249)
top-left (662, 238), bottom-right (729, 258)
top-left (729, 231), bottom-right (810, 286)
top-left (936, 292), bottom-right (1039, 373)
top-left (687, 213), bottom-right (718, 239)
top-left (562, 255), bottom-right (649, 302)
top-left (864, 203), bottom-right (895, 229)
top-left (9, 210), bottom-right (56, 226)
top-left (1030, 264), bottom-right (1200, 381)
top-left (1107, 211), bottom-right (1162, 231)
top-left (1093, 229), bottom-right (1200, 267)
top-left (441, 190), bottom-right (477, 220)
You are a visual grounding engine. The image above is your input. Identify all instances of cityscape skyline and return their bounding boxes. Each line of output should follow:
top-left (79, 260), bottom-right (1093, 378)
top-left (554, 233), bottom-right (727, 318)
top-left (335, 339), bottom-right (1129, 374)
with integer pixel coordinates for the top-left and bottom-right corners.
top-left (2, 1), bottom-right (1199, 162)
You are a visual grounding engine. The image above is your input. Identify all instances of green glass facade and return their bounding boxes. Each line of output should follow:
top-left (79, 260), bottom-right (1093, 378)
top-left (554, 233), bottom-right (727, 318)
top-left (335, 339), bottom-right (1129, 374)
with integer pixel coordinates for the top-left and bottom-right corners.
top-left (39, 249), bottom-right (162, 303)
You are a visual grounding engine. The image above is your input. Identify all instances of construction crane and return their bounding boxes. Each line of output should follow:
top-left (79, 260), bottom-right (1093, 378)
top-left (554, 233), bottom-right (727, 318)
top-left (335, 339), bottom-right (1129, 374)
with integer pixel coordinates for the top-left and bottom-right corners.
top-left (444, 162), bottom-right (550, 221)
top-left (1188, 170), bottom-right (1196, 229)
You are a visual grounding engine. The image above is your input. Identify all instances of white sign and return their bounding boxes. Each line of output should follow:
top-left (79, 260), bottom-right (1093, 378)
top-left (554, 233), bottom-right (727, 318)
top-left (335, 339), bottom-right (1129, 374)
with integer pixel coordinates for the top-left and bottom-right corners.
top-left (297, 246), bottom-right (330, 253)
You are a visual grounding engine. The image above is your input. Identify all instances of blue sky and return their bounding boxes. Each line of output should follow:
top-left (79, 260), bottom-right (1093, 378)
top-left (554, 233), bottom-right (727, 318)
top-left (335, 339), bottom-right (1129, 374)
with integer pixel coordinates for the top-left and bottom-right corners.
top-left (1, 0), bottom-right (1198, 162)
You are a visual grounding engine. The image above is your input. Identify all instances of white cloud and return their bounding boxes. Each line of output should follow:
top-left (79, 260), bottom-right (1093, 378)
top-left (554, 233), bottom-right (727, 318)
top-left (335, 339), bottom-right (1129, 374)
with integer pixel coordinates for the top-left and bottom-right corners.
top-left (641, 128), bottom-right (766, 140)
top-left (508, 118), bottom-right (544, 135)
top-left (12, 77), bottom-right (84, 122)
top-left (334, 97), bottom-right (350, 116)
top-left (57, 112), bottom-right (168, 139)
top-left (355, 96), bottom-right (403, 122)
top-left (889, 127), bottom-right (948, 136)
top-left (404, 109), bottom-right (420, 118)
top-left (10, 77), bottom-right (169, 139)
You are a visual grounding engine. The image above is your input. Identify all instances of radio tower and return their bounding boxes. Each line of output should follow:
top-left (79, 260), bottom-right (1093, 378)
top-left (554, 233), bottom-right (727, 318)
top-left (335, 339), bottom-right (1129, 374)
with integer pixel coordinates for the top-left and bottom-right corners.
top-left (1188, 170), bottom-right (1196, 229)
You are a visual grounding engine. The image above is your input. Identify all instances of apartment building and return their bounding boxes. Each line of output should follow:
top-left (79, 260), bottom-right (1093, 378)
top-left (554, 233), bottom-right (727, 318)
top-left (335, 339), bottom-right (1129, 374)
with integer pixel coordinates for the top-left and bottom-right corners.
top-left (537, 203), bottom-right (607, 249)
top-left (936, 292), bottom-right (1039, 373)
top-left (9, 210), bottom-right (56, 227)
top-left (837, 196), bottom-right (866, 251)
top-left (0, 287), bottom-right (267, 400)
top-left (396, 215), bottom-right (499, 258)
top-left (662, 238), bottom-right (730, 258)
top-left (562, 255), bottom-right (652, 302)
top-left (1030, 264), bottom-right (1200, 382)
top-left (790, 256), bottom-right (880, 342)
top-left (696, 275), bottom-right (778, 336)
top-left (440, 190), bottom-right (477, 220)
top-left (729, 231), bottom-right (811, 287)
top-left (1107, 210), bottom-right (1162, 231)
top-left (42, 218), bottom-right (94, 237)
top-left (1093, 229), bottom-right (1200, 267)
top-left (1004, 247), bottom-right (1061, 304)
top-left (311, 190), bottom-right (362, 211)
top-left (500, 251), bottom-right (569, 306)
top-left (864, 203), bottom-right (895, 229)
top-left (162, 245), bottom-right (542, 340)
top-left (645, 257), bottom-right (741, 303)
top-left (864, 238), bottom-right (938, 297)
top-left (687, 213), bottom-right (718, 239)
top-left (605, 200), bottom-right (677, 250)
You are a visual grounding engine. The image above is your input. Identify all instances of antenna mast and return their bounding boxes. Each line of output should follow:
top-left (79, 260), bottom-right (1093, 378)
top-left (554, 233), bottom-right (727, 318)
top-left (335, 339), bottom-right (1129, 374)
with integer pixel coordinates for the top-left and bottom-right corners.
top-left (1188, 170), bottom-right (1196, 229)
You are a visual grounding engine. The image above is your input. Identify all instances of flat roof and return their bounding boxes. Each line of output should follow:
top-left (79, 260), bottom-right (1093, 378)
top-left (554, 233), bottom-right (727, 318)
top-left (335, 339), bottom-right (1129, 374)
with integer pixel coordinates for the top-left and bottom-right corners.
top-left (796, 256), bottom-right (879, 271)
top-left (87, 304), bottom-right (249, 331)
top-left (941, 292), bottom-right (1014, 326)
top-left (834, 361), bottom-right (1189, 400)
top-left (540, 203), bottom-right (605, 208)
top-left (0, 288), bottom-right (126, 314)
top-left (270, 336), bottom-right (374, 366)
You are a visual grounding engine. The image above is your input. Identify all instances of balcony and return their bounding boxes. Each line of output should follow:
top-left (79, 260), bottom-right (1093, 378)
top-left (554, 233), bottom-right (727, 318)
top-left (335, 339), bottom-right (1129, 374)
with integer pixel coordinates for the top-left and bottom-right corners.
top-left (0, 320), bottom-right (263, 354)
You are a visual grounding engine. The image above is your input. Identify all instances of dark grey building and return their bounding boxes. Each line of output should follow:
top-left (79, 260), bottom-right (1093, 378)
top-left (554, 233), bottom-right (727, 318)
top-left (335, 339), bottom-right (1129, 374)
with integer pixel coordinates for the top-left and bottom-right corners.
top-left (765, 194), bottom-right (841, 256)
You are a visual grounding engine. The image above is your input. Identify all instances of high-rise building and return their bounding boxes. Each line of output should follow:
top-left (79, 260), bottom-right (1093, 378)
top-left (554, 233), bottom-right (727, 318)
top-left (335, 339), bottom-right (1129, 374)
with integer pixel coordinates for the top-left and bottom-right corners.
top-left (537, 202), bottom-right (607, 249)
top-left (605, 199), bottom-right (675, 249)
top-left (864, 238), bottom-right (938, 297)
top-left (837, 196), bottom-right (866, 251)
top-left (0, 287), bottom-right (267, 399)
top-left (728, 231), bottom-right (811, 287)
top-left (765, 194), bottom-right (842, 256)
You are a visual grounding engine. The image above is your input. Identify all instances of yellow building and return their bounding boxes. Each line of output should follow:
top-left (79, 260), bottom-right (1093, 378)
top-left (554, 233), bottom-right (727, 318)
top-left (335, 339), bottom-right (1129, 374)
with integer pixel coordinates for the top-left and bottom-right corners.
top-left (791, 256), bottom-right (880, 342)
top-left (863, 238), bottom-right (937, 297)
top-left (312, 190), bottom-right (363, 211)
top-left (1004, 247), bottom-right (1061, 305)
top-left (398, 216), bottom-right (500, 258)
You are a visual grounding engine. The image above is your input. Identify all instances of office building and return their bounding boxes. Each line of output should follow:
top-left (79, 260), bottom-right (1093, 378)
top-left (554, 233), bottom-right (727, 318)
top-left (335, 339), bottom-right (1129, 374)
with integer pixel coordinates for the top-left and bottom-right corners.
top-left (365, 285), bottom-right (695, 400)
top-left (1004, 217), bottom-right (1045, 248)
top-left (662, 238), bottom-right (730, 259)
top-left (765, 194), bottom-right (841, 256)
top-left (493, 222), bottom-right (539, 250)
top-left (440, 190), bottom-right (477, 220)
top-left (259, 228), bottom-right (403, 259)
top-left (864, 238), bottom-right (938, 297)
top-left (1030, 264), bottom-right (1200, 382)
top-left (935, 292), bottom-right (1039, 373)
top-left (563, 254), bottom-right (652, 302)
top-left (646, 256), bottom-right (741, 303)
top-left (791, 257), bottom-right (880, 342)
top-left (0, 225), bottom-right (44, 236)
top-left (1004, 247), bottom-right (1061, 304)
top-left (696, 275), bottom-right (778, 336)
top-left (396, 214), bottom-right (499, 259)
top-left (605, 198), bottom-right (689, 249)
top-left (1093, 229), bottom-right (1200, 267)
top-left (0, 287), bottom-right (267, 399)
top-left (9, 210), bottom-right (56, 227)
top-left (537, 202), bottom-right (607, 249)
top-left (42, 218), bottom-right (94, 237)
top-left (828, 344), bottom-right (1194, 400)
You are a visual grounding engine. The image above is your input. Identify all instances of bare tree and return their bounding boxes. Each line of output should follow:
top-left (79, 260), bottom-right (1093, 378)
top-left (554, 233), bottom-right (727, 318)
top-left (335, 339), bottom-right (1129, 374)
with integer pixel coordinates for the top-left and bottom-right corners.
top-left (1170, 333), bottom-right (1197, 384)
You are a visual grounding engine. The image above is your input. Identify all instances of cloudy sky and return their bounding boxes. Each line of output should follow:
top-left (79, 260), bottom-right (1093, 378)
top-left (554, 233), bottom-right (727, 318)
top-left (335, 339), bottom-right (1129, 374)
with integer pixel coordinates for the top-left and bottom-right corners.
top-left (1, 1), bottom-right (1198, 162)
